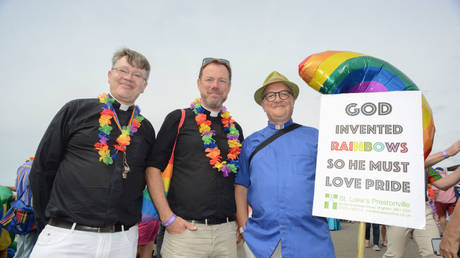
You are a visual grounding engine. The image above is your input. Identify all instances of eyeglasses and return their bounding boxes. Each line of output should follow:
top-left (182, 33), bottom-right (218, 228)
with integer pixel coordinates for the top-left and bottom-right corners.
top-left (112, 67), bottom-right (146, 81)
top-left (263, 90), bottom-right (292, 102)
top-left (202, 57), bottom-right (230, 67)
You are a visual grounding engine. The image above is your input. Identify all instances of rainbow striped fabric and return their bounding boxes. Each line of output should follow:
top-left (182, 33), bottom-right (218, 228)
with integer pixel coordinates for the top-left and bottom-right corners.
top-left (16, 160), bottom-right (33, 206)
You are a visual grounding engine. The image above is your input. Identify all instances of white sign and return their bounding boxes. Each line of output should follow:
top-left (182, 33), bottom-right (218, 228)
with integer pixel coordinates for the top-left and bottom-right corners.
top-left (312, 91), bottom-right (426, 229)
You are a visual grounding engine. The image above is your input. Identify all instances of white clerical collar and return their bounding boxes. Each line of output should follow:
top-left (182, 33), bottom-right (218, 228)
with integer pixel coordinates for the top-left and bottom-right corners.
top-left (210, 111), bottom-right (219, 117)
top-left (110, 94), bottom-right (133, 111)
top-left (201, 105), bottom-right (219, 117)
top-left (119, 103), bottom-right (130, 111)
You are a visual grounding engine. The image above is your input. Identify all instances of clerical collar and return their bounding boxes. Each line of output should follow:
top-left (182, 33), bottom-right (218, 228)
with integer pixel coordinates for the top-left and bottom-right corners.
top-left (109, 94), bottom-right (133, 111)
top-left (268, 119), bottom-right (293, 130)
top-left (201, 106), bottom-right (219, 117)
top-left (209, 111), bottom-right (219, 117)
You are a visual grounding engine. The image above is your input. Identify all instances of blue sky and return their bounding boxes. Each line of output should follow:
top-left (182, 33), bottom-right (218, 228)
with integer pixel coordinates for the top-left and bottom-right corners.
top-left (1, 0), bottom-right (459, 185)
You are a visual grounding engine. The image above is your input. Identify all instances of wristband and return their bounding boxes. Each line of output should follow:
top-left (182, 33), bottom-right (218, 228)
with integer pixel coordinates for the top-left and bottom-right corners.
top-left (442, 150), bottom-right (449, 158)
top-left (162, 213), bottom-right (177, 227)
top-left (239, 226), bottom-right (246, 233)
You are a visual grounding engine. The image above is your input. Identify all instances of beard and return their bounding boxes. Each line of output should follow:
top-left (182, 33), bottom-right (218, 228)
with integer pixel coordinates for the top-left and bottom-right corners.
top-left (201, 92), bottom-right (228, 111)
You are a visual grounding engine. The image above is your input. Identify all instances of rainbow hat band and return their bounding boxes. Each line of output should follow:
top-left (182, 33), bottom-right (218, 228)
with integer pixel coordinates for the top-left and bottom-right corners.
top-left (298, 50), bottom-right (435, 159)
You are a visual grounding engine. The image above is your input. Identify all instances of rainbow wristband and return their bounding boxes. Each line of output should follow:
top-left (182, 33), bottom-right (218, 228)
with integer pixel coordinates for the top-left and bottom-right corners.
top-left (162, 213), bottom-right (177, 227)
top-left (442, 150), bottom-right (449, 158)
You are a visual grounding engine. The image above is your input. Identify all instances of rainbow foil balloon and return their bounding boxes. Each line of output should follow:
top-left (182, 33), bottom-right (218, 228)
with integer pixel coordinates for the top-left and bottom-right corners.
top-left (298, 50), bottom-right (435, 159)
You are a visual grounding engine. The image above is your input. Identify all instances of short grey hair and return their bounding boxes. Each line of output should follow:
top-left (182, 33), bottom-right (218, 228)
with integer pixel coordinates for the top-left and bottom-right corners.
top-left (112, 48), bottom-right (151, 80)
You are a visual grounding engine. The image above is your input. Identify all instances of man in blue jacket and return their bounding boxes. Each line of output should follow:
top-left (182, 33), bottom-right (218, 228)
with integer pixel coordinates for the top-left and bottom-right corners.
top-left (235, 71), bottom-right (335, 258)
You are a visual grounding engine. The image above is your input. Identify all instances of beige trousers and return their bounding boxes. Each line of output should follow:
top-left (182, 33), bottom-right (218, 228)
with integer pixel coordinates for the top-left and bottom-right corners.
top-left (242, 241), bottom-right (282, 258)
top-left (383, 204), bottom-right (440, 258)
top-left (161, 221), bottom-right (237, 258)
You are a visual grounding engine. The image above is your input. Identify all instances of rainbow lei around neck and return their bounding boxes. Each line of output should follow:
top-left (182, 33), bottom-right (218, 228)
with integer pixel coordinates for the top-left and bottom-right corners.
top-left (190, 98), bottom-right (241, 177)
top-left (94, 93), bottom-right (144, 165)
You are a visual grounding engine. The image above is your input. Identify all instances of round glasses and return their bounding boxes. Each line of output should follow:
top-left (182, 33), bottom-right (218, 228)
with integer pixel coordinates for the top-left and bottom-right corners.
top-left (112, 67), bottom-right (146, 81)
top-left (263, 90), bottom-right (292, 102)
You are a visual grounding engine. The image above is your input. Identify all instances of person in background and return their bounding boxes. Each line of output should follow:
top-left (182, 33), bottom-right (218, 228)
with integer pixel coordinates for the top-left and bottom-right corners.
top-left (425, 140), bottom-right (460, 168)
top-left (384, 139), bottom-right (460, 258)
top-left (448, 165), bottom-right (460, 200)
top-left (365, 223), bottom-right (380, 251)
top-left (137, 220), bottom-right (161, 258)
top-left (13, 157), bottom-right (38, 258)
top-left (381, 225), bottom-right (387, 247)
top-left (432, 168), bottom-right (457, 235)
top-left (326, 217), bottom-right (341, 231)
top-left (0, 186), bottom-right (14, 258)
top-left (440, 197), bottom-right (460, 257)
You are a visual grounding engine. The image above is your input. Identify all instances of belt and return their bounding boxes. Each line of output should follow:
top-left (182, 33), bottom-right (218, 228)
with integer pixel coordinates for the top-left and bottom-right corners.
top-left (48, 218), bottom-right (131, 233)
top-left (188, 217), bottom-right (235, 225)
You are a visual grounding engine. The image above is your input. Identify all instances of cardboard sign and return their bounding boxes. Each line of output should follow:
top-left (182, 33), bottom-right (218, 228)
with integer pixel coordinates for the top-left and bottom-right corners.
top-left (312, 91), bottom-right (426, 229)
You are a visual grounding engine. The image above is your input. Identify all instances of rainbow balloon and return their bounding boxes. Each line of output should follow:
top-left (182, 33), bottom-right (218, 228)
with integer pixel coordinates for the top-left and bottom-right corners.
top-left (298, 50), bottom-right (435, 159)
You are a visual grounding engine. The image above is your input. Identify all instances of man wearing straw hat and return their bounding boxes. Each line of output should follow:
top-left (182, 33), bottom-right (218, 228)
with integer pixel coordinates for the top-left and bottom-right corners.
top-left (235, 71), bottom-right (335, 257)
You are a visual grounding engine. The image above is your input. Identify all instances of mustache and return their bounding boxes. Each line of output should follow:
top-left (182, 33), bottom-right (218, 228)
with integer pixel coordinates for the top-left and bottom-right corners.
top-left (120, 79), bottom-right (135, 86)
top-left (271, 100), bottom-right (288, 107)
top-left (207, 90), bottom-right (222, 94)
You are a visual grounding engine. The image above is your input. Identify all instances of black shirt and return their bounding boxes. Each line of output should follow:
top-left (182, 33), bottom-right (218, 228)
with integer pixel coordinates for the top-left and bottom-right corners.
top-left (30, 98), bottom-right (156, 230)
top-left (151, 108), bottom-right (244, 220)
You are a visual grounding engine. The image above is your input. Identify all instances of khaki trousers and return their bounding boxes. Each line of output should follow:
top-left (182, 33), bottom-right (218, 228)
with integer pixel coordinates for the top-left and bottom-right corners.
top-left (242, 241), bottom-right (282, 258)
top-left (161, 221), bottom-right (236, 258)
top-left (383, 204), bottom-right (440, 258)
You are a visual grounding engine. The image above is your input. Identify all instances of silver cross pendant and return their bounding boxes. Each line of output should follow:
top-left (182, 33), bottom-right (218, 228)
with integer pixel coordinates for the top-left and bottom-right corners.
top-left (122, 152), bottom-right (130, 179)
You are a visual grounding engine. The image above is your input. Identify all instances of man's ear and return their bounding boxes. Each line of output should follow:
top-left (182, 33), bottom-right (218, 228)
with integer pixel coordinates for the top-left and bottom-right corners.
top-left (261, 101), bottom-right (266, 112)
top-left (141, 81), bottom-right (148, 93)
top-left (107, 70), bottom-right (112, 83)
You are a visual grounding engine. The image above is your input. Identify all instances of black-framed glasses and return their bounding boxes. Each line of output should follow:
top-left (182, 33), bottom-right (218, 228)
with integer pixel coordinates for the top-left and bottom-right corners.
top-left (112, 67), bottom-right (146, 81)
top-left (263, 90), bottom-right (292, 102)
top-left (202, 57), bottom-right (230, 66)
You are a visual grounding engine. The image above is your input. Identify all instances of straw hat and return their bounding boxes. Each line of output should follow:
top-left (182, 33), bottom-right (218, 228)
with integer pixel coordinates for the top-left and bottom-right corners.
top-left (254, 71), bottom-right (299, 105)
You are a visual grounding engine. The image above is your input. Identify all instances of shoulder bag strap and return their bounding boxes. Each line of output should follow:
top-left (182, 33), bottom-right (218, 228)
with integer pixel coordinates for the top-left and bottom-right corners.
top-left (168, 109), bottom-right (186, 162)
top-left (248, 123), bottom-right (301, 166)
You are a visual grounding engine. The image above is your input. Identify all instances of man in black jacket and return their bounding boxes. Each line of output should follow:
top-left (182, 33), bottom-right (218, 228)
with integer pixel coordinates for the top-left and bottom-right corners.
top-left (29, 48), bottom-right (156, 258)
top-left (146, 58), bottom-right (244, 258)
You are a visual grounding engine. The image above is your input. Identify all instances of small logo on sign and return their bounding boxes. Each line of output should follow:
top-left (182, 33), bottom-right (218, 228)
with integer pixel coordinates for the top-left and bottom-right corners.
top-left (324, 193), bottom-right (338, 210)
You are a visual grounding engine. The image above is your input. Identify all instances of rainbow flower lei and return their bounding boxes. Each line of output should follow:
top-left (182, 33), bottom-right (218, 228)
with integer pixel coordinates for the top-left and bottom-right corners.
top-left (94, 93), bottom-right (144, 165)
top-left (191, 98), bottom-right (242, 177)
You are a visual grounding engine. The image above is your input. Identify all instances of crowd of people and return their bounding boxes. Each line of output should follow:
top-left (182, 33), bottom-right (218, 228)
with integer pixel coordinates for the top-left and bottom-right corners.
top-left (1, 47), bottom-right (460, 258)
